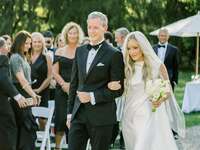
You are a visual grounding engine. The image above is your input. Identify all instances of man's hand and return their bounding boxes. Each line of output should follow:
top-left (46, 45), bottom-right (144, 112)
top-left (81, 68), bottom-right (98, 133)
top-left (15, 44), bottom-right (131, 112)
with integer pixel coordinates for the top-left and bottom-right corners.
top-left (77, 91), bottom-right (91, 103)
top-left (108, 81), bottom-right (121, 90)
top-left (17, 96), bottom-right (28, 108)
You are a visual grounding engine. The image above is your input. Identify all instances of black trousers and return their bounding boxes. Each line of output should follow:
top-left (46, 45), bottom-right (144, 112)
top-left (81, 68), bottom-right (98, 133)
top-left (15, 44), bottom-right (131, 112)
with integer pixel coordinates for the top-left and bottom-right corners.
top-left (68, 106), bottom-right (114, 150)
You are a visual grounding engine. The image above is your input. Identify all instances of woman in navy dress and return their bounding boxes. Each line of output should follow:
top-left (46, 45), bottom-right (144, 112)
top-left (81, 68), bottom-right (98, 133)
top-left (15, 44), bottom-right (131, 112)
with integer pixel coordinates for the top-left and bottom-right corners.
top-left (30, 32), bottom-right (52, 129)
top-left (53, 22), bottom-right (84, 149)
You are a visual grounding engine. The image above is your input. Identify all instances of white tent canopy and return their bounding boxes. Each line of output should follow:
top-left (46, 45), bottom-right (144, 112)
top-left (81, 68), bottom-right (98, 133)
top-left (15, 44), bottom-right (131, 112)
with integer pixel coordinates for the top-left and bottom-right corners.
top-left (150, 11), bottom-right (200, 75)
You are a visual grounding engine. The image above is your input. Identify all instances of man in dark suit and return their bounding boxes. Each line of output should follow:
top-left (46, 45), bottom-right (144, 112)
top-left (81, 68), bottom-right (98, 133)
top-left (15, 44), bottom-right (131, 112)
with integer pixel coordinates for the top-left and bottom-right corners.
top-left (153, 28), bottom-right (179, 91)
top-left (0, 37), bottom-right (27, 150)
top-left (67, 11), bottom-right (124, 150)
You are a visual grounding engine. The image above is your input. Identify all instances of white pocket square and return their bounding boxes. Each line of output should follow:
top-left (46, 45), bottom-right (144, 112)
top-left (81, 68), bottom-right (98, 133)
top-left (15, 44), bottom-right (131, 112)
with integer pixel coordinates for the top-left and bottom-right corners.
top-left (96, 62), bottom-right (105, 66)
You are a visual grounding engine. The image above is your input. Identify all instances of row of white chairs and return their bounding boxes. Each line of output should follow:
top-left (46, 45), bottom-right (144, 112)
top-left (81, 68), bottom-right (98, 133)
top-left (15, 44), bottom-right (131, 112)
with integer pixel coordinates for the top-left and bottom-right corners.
top-left (32, 100), bottom-right (91, 150)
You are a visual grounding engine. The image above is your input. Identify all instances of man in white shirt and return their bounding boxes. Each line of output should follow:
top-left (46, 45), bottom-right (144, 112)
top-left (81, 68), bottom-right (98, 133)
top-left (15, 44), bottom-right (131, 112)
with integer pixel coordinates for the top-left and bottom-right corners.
top-left (153, 28), bottom-right (179, 91)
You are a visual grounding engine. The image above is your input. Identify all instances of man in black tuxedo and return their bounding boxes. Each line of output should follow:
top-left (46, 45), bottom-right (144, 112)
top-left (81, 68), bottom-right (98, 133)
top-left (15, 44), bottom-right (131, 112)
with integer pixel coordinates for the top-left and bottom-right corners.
top-left (153, 28), bottom-right (179, 91)
top-left (0, 37), bottom-right (27, 150)
top-left (67, 12), bottom-right (124, 150)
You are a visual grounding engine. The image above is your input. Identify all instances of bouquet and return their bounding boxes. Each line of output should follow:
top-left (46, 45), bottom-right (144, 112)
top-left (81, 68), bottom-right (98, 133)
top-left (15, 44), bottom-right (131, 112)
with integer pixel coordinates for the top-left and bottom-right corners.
top-left (146, 78), bottom-right (170, 112)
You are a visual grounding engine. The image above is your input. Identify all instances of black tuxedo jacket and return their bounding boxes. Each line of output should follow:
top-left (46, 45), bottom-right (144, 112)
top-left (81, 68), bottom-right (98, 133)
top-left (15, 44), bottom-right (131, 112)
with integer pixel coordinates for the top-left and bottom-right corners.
top-left (68, 41), bottom-right (124, 126)
top-left (153, 43), bottom-right (179, 86)
top-left (0, 55), bottom-right (18, 150)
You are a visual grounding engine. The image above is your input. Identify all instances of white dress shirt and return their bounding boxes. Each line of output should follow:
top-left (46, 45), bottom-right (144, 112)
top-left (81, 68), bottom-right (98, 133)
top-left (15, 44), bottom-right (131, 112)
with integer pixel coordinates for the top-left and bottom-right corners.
top-left (87, 40), bottom-right (104, 105)
top-left (157, 42), bottom-right (168, 63)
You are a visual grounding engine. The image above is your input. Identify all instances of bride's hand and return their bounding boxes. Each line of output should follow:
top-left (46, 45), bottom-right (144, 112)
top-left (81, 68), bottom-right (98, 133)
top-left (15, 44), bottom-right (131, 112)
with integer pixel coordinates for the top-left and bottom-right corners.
top-left (108, 81), bottom-right (121, 90)
top-left (151, 93), bottom-right (169, 108)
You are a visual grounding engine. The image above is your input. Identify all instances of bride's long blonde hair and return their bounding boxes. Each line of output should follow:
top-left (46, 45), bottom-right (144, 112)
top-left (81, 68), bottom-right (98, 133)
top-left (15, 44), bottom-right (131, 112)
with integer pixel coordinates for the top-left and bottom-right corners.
top-left (123, 33), bottom-right (153, 92)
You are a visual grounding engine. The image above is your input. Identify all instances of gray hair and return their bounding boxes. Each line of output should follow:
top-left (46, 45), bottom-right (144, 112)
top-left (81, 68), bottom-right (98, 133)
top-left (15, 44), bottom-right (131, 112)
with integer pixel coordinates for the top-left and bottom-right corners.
top-left (87, 11), bottom-right (108, 26)
top-left (115, 27), bottom-right (129, 37)
top-left (0, 37), bottom-right (6, 48)
top-left (158, 28), bottom-right (169, 35)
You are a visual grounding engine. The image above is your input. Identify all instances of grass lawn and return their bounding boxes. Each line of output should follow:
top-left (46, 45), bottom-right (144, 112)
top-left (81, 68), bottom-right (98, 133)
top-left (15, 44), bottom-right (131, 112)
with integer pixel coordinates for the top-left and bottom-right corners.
top-left (175, 71), bottom-right (200, 127)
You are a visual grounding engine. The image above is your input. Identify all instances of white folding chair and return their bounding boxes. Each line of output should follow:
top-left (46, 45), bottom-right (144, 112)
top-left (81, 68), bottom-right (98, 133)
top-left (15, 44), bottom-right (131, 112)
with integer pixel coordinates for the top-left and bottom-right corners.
top-left (32, 106), bottom-right (54, 150)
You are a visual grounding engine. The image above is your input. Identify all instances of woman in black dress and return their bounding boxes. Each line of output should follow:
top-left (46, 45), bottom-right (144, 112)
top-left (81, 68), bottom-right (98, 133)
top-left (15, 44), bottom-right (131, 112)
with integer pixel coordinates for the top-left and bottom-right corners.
top-left (53, 22), bottom-right (84, 149)
top-left (10, 30), bottom-right (40, 150)
top-left (30, 32), bottom-right (52, 129)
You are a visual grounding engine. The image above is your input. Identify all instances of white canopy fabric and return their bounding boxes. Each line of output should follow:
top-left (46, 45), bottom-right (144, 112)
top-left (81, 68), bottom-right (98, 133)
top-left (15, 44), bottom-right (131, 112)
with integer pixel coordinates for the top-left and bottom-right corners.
top-left (150, 11), bottom-right (200, 37)
top-left (150, 11), bottom-right (200, 75)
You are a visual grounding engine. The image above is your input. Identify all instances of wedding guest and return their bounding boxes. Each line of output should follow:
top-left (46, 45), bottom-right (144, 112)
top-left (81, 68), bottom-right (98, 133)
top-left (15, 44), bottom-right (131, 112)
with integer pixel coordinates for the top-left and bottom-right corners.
top-left (67, 11), bottom-right (124, 150)
top-left (43, 31), bottom-right (56, 53)
top-left (53, 22), bottom-right (84, 149)
top-left (153, 28), bottom-right (179, 91)
top-left (114, 27), bottom-right (129, 51)
top-left (108, 31), bottom-right (185, 150)
top-left (54, 33), bottom-right (65, 49)
top-left (10, 30), bottom-right (40, 150)
top-left (30, 32), bottom-right (52, 129)
top-left (2, 34), bottom-right (12, 56)
top-left (111, 27), bottom-right (129, 149)
top-left (0, 37), bottom-right (27, 150)
top-left (104, 31), bottom-right (114, 46)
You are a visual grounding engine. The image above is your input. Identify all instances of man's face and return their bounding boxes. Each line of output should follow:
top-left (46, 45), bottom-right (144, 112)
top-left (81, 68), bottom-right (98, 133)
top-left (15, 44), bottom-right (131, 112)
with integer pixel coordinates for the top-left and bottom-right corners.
top-left (115, 33), bottom-right (124, 47)
top-left (45, 37), bottom-right (54, 49)
top-left (158, 31), bottom-right (169, 44)
top-left (0, 43), bottom-right (9, 55)
top-left (87, 18), bottom-right (107, 44)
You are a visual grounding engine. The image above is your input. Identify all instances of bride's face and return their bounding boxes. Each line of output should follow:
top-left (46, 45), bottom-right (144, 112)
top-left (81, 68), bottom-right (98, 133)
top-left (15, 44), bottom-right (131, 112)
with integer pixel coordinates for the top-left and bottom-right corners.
top-left (127, 39), bottom-right (144, 62)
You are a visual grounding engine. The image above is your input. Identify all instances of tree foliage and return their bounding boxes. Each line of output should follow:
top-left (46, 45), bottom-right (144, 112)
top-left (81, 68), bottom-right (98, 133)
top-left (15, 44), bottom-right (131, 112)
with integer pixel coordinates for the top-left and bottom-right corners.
top-left (0, 0), bottom-right (199, 69)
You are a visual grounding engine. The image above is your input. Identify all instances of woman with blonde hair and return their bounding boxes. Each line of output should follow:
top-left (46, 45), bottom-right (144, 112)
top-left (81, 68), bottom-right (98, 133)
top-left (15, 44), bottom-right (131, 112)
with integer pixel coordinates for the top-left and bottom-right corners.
top-left (30, 32), bottom-right (52, 129)
top-left (108, 31), bottom-right (185, 150)
top-left (53, 22), bottom-right (84, 149)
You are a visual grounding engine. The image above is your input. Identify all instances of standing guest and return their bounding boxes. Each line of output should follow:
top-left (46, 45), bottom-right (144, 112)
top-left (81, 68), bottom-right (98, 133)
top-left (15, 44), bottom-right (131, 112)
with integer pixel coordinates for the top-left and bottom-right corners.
top-left (43, 31), bottom-right (56, 53)
top-left (30, 32), bottom-right (52, 129)
top-left (2, 34), bottom-right (12, 55)
top-left (104, 31), bottom-right (114, 46)
top-left (53, 22), bottom-right (84, 150)
top-left (10, 30), bottom-right (40, 150)
top-left (111, 27), bottom-right (129, 149)
top-left (54, 33), bottom-right (65, 49)
top-left (153, 28), bottom-right (179, 91)
top-left (114, 27), bottom-right (129, 52)
top-left (0, 37), bottom-right (27, 150)
top-left (43, 31), bottom-right (56, 100)
top-left (67, 11), bottom-right (124, 150)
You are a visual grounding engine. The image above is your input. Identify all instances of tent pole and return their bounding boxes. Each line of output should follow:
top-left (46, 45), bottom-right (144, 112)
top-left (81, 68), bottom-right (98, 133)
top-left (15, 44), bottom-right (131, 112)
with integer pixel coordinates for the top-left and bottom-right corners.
top-left (196, 32), bottom-right (200, 75)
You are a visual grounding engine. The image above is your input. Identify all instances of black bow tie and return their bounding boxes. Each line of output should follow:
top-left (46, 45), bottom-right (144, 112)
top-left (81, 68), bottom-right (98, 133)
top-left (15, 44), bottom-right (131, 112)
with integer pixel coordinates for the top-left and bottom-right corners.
top-left (158, 44), bottom-right (166, 48)
top-left (87, 41), bottom-right (104, 50)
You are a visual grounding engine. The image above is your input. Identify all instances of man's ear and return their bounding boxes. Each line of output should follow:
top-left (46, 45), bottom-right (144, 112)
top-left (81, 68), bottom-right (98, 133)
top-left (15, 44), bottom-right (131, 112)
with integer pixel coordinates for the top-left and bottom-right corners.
top-left (103, 25), bottom-right (108, 32)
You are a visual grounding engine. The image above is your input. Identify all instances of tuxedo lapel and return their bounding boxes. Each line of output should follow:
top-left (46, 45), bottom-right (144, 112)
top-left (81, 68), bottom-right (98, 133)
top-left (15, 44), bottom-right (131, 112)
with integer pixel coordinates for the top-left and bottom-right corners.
top-left (155, 45), bottom-right (158, 54)
top-left (164, 44), bottom-right (170, 61)
top-left (86, 42), bottom-right (107, 78)
top-left (80, 47), bottom-right (89, 81)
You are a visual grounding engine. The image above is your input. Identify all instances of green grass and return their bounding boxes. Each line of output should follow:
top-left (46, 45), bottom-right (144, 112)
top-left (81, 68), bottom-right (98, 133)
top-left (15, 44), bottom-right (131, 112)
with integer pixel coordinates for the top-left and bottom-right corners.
top-left (174, 71), bottom-right (200, 127)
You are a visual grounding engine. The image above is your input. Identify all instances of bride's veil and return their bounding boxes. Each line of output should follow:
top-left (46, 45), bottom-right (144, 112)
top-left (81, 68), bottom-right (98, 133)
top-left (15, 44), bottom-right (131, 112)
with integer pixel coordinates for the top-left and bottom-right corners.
top-left (123, 31), bottom-right (185, 138)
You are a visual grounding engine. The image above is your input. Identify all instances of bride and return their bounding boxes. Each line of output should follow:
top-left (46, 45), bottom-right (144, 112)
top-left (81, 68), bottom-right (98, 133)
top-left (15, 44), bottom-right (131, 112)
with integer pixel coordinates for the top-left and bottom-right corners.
top-left (108, 31), bottom-right (185, 150)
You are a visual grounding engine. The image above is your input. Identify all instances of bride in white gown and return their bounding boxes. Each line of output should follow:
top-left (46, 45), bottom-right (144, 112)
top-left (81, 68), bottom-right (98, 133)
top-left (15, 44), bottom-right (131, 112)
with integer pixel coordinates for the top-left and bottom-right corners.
top-left (108, 31), bottom-right (185, 150)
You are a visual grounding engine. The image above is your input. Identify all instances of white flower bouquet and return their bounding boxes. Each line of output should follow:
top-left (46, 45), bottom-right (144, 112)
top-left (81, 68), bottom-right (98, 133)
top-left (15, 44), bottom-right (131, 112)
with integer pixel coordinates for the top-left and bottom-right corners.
top-left (146, 78), bottom-right (171, 112)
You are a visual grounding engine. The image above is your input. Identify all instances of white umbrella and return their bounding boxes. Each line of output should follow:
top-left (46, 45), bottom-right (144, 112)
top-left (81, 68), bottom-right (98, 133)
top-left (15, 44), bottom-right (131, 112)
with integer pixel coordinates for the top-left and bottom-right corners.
top-left (150, 11), bottom-right (200, 75)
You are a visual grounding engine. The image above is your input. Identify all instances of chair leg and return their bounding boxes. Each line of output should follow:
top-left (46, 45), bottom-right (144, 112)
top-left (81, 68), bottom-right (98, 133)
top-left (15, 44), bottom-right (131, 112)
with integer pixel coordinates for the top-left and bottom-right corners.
top-left (47, 135), bottom-right (51, 150)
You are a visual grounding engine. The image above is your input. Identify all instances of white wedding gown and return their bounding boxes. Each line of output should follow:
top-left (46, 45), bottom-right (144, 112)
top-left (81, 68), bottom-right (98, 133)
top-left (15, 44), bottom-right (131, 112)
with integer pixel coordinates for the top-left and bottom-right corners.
top-left (122, 62), bottom-right (178, 150)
